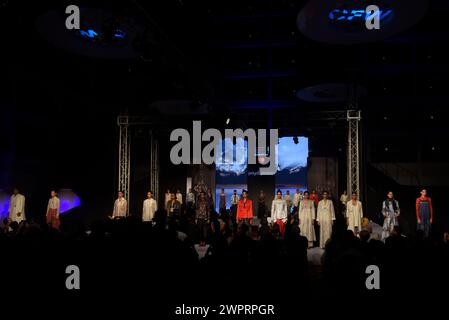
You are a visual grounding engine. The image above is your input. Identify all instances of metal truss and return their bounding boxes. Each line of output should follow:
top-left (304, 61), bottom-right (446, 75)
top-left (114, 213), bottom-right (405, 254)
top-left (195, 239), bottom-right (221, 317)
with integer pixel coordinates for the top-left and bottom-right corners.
top-left (117, 110), bottom-right (362, 207)
top-left (150, 132), bottom-right (159, 201)
top-left (117, 116), bottom-right (160, 214)
top-left (347, 110), bottom-right (362, 197)
top-left (118, 116), bottom-right (131, 215)
top-left (117, 115), bottom-right (162, 126)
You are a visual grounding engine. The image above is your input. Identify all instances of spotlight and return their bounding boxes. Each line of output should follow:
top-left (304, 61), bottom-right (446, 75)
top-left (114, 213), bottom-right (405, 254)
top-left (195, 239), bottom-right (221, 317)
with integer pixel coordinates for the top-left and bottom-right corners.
top-left (58, 188), bottom-right (81, 214)
top-left (225, 117), bottom-right (231, 125)
top-left (0, 190), bottom-right (10, 221)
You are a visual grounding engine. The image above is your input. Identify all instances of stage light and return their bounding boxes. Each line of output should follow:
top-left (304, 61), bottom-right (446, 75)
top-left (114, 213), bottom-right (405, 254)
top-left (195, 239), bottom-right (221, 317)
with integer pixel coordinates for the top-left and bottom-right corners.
top-left (78, 28), bottom-right (126, 41)
top-left (298, 0), bottom-right (427, 44)
top-left (225, 117), bottom-right (231, 125)
top-left (57, 188), bottom-right (81, 214)
top-left (0, 190), bottom-right (10, 222)
top-left (79, 29), bottom-right (98, 39)
top-left (114, 29), bottom-right (126, 39)
top-left (328, 8), bottom-right (393, 24)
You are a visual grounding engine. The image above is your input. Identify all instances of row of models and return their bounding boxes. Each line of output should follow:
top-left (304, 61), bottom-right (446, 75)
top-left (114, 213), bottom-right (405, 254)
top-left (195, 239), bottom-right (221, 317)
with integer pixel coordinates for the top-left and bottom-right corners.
top-left (112, 188), bottom-right (434, 241)
top-left (217, 189), bottom-right (322, 214)
top-left (342, 189), bottom-right (433, 240)
top-left (6, 188), bottom-right (61, 230)
top-left (112, 190), bottom-right (158, 221)
top-left (271, 190), bottom-right (335, 248)
top-left (5, 186), bottom-right (433, 242)
top-left (223, 189), bottom-right (336, 249)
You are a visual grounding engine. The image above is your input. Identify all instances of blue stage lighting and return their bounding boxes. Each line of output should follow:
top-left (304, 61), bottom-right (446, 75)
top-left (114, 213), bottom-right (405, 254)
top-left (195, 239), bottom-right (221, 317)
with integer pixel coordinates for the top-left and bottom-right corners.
top-left (79, 29), bottom-right (99, 39)
top-left (328, 8), bottom-right (393, 23)
top-left (79, 28), bottom-right (126, 40)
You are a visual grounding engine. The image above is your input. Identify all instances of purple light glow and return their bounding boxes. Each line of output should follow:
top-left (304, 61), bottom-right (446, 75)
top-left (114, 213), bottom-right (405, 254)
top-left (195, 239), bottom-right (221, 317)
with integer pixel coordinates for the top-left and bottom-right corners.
top-left (57, 188), bottom-right (81, 214)
top-left (0, 189), bottom-right (80, 223)
top-left (0, 190), bottom-right (10, 222)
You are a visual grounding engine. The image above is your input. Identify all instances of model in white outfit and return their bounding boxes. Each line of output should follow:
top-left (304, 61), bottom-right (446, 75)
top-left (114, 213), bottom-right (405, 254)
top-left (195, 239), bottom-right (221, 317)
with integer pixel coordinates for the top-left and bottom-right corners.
top-left (113, 191), bottom-right (127, 218)
top-left (165, 190), bottom-right (171, 209)
top-left (271, 192), bottom-right (288, 222)
top-left (340, 191), bottom-right (348, 214)
top-left (316, 192), bottom-right (335, 248)
top-left (46, 191), bottom-right (61, 229)
top-left (298, 192), bottom-right (316, 247)
top-left (8, 188), bottom-right (25, 223)
top-left (142, 191), bottom-right (157, 222)
top-left (186, 188), bottom-right (195, 207)
top-left (284, 191), bottom-right (292, 214)
top-left (293, 189), bottom-right (303, 208)
top-left (176, 190), bottom-right (183, 204)
top-left (271, 191), bottom-right (288, 236)
top-left (346, 193), bottom-right (363, 233)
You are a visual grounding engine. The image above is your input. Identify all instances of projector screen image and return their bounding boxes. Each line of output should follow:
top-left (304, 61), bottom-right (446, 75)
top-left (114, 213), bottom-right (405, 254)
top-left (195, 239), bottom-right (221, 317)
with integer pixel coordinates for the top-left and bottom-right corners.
top-left (215, 138), bottom-right (247, 179)
top-left (215, 138), bottom-right (248, 211)
top-left (275, 136), bottom-right (308, 197)
top-left (214, 136), bottom-right (308, 212)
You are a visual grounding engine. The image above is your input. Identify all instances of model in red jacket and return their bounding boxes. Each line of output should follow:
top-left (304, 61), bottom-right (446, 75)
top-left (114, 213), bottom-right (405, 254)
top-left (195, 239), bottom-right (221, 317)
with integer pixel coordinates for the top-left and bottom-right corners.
top-left (310, 190), bottom-right (319, 207)
top-left (237, 190), bottom-right (253, 224)
top-left (416, 189), bottom-right (433, 237)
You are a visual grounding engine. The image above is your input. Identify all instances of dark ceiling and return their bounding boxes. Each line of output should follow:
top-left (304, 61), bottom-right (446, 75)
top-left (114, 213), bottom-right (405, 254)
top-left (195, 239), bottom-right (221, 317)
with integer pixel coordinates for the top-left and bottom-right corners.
top-left (3, 1), bottom-right (449, 120)
top-left (1, 0), bottom-right (448, 194)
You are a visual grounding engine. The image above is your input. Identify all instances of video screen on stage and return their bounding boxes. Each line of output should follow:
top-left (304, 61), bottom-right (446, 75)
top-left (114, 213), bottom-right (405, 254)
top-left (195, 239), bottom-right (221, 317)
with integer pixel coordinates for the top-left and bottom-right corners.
top-left (215, 138), bottom-right (248, 211)
top-left (215, 138), bottom-right (247, 178)
top-left (214, 136), bottom-right (308, 212)
top-left (275, 136), bottom-right (308, 197)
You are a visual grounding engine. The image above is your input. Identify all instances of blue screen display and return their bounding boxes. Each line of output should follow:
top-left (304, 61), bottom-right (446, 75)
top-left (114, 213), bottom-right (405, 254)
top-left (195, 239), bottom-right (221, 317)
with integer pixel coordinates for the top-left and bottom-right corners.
top-left (275, 136), bottom-right (308, 194)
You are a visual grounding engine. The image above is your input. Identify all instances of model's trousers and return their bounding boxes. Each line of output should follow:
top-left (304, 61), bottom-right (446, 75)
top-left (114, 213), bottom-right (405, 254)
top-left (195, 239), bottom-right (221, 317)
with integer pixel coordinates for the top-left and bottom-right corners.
top-left (46, 208), bottom-right (60, 230)
top-left (275, 219), bottom-right (285, 236)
